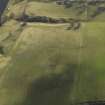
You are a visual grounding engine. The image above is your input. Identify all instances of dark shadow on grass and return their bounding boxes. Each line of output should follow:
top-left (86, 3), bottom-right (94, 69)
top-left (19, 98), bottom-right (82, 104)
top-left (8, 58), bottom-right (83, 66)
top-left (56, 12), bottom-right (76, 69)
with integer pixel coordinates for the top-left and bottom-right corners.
top-left (0, 0), bottom-right (9, 25)
top-left (78, 101), bottom-right (105, 105)
top-left (22, 63), bottom-right (78, 105)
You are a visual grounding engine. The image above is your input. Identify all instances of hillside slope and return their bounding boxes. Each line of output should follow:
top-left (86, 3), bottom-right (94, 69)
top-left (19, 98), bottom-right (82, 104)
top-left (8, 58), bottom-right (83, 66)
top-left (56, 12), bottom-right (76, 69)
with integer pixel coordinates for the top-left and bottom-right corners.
top-left (0, 0), bottom-right (105, 105)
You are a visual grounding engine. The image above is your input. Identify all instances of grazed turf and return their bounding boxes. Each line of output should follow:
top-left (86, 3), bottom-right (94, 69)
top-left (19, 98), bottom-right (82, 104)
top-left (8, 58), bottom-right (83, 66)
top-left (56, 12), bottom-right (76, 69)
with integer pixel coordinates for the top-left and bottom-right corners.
top-left (0, 1), bottom-right (105, 105)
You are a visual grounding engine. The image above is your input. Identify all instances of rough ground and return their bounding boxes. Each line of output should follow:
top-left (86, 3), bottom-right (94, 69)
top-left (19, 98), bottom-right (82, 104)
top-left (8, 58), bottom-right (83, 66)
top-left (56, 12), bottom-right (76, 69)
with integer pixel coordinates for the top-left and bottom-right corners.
top-left (0, 0), bottom-right (105, 105)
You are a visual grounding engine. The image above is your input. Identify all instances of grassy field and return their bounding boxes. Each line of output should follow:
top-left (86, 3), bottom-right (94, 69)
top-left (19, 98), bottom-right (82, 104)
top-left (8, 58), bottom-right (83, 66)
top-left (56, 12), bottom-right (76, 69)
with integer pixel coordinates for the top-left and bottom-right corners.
top-left (0, 23), bottom-right (81, 105)
top-left (0, 21), bottom-right (105, 105)
top-left (0, 0), bottom-right (105, 105)
top-left (7, 1), bottom-right (86, 20)
top-left (70, 22), bottom-right (105, 103)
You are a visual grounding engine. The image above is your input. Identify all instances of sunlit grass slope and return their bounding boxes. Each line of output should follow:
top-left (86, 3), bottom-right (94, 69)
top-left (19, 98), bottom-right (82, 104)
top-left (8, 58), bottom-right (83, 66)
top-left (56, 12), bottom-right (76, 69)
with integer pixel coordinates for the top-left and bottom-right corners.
top-left (0, 0), bottom-right (105, 105)
top-left (7, 1), bottom-right (86, 19)
top-left (0, 20), bottom-right (24, 55)
top-left (0, 22), bottom-right (105, 105)
top-left (71, 22), bottom-right (105, 103)
top-left (0, 23), bottom-right (81, 105)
